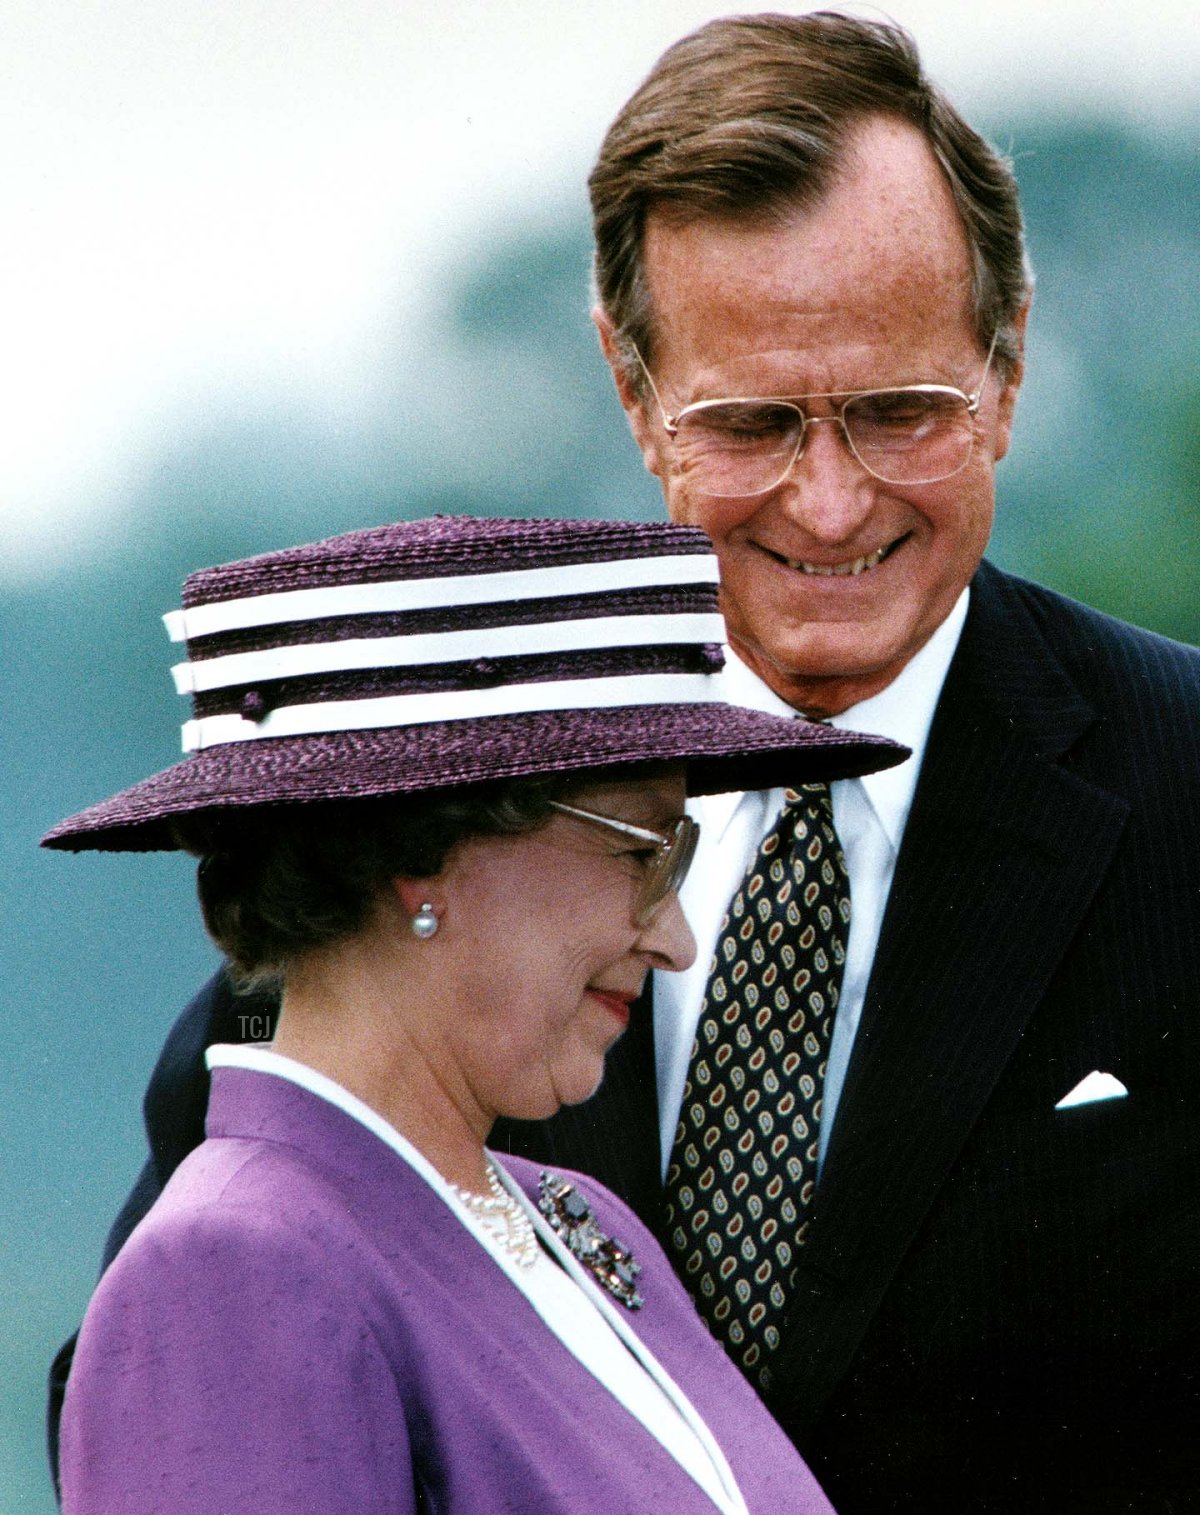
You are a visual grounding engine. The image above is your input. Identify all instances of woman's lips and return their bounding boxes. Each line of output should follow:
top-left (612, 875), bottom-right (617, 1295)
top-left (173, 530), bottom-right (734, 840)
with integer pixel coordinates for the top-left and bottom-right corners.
top-left (588, 990), bottom-right (633, 1029)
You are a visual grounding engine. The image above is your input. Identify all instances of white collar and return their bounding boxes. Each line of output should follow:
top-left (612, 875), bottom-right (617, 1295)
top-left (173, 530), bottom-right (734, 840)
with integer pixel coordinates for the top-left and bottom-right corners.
top-left (706, 587), bottom-right (970, 849)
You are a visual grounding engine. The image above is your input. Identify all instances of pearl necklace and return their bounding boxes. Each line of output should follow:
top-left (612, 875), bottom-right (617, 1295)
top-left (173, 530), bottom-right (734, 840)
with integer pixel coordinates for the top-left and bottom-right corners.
top-left (449, 1159), bottom-right (540, 1269)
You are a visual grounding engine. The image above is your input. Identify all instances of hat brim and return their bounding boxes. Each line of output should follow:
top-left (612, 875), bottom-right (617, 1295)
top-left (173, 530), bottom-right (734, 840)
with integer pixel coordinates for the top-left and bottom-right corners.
top-left (42, 705), bottom-right (905, 853)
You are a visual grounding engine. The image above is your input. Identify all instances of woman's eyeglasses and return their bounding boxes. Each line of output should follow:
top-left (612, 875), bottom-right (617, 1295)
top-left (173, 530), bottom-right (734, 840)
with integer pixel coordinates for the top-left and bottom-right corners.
top-left (548, 801), bottom-right (700, 926)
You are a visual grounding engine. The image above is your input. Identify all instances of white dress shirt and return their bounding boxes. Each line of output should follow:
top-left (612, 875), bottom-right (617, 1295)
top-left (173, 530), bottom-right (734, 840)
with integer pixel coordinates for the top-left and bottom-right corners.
top-left (655, 589), bottom-right (970, 1177)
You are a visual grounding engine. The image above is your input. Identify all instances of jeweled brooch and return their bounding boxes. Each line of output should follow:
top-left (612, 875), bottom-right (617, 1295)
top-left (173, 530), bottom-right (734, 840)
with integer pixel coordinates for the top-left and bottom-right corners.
top-left (537, 1172), bottom-right (644, 1310)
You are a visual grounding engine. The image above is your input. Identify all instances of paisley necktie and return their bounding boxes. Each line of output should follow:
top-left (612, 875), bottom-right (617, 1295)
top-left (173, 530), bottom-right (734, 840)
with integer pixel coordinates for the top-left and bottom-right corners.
top-left (664, 783), bottom-right (850, 1383)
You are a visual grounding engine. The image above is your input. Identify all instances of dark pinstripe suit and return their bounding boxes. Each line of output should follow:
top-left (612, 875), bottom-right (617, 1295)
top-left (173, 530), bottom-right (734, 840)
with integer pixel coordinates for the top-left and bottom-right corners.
top-left (52, 562), bottom-right (1200, 1512)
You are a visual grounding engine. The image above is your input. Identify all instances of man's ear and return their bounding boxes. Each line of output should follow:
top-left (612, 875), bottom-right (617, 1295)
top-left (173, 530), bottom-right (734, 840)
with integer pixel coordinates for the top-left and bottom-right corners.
top-left (994, 295), bottom-right (1031, 462)
top-left (593, 305), bottom-right (665, 481)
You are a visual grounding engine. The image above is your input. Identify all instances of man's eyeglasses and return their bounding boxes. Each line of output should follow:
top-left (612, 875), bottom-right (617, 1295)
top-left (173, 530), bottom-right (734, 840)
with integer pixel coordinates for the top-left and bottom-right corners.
top-left (632, 333), bottom-right (998, 495)
top-left (548, 801), bottom-right (700, 926)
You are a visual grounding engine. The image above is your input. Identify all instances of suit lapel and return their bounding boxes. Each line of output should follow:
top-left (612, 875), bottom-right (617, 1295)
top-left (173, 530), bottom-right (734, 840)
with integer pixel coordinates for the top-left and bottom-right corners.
top-left (767, 563), bottom-right (1130, 1430)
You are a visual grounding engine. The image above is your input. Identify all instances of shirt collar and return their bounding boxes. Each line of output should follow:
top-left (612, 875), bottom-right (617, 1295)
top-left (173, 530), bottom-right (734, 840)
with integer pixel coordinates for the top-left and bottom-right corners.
top-left (828, 587), bottom-right (968, 849)
top-left (706, 587), bottom-right (970, 850)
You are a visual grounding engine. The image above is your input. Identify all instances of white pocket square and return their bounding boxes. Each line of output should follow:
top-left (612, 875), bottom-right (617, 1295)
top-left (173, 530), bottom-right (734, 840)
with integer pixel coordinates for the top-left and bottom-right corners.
top-left (1055, 1070), bottom-right (1128, 1110)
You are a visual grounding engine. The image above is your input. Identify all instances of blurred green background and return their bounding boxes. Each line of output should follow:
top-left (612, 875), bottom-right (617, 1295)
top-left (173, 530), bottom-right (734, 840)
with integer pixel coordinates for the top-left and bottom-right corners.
top-left (4, 17), bottom-right (1199, 1511)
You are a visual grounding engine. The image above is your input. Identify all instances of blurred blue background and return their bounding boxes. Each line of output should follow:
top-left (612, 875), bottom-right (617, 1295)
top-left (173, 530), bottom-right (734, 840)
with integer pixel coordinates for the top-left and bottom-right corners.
top-left (3, 3), bottom-right (1197, 1507)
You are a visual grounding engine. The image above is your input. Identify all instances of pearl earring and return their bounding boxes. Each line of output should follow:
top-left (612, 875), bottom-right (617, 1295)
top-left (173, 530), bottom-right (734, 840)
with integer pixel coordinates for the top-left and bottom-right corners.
top-left (411, 903), bottom-right (439, 940)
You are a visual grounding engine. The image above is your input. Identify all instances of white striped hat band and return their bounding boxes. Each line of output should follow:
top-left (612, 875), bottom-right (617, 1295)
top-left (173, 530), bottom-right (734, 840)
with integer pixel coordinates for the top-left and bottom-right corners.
top-left (164, 552), bottom-right (719, 641)
top-left (167, 549), bottom-right (727, 754)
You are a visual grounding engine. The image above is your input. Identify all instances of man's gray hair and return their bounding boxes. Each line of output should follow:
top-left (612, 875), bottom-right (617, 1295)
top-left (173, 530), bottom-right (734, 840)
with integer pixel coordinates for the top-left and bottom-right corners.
top-left (589, 10), bottom-right (1032, 386)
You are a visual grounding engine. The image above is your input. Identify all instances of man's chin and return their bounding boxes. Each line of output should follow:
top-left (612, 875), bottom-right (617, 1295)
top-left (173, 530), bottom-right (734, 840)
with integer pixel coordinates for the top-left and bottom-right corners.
top-left (732, 627), bottom-right (909, 716)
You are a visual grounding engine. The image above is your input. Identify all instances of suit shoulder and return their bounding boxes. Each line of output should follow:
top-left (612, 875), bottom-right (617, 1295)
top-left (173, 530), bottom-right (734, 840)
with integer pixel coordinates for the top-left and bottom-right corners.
top-left (112, 1138), bottom-right (340, 1280)
top-left (987, 566), bottom-right (1200, 718)
top-left (996, 569), bottom-right (1200, 690)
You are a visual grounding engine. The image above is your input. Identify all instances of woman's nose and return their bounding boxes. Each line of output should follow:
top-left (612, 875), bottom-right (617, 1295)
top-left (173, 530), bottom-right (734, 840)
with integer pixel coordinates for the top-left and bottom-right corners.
top-left (639, 888), bottom-right (697, 973)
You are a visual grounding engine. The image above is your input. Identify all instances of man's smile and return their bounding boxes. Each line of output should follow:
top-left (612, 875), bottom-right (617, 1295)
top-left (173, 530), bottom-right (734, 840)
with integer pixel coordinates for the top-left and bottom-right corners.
top-left (762, 533), bottom-right (911, 578)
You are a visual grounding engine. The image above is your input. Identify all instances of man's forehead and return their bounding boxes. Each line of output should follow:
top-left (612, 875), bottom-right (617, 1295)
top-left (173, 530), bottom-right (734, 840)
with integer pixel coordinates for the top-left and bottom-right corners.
top-left (641, 116), bottom-right (976, 372)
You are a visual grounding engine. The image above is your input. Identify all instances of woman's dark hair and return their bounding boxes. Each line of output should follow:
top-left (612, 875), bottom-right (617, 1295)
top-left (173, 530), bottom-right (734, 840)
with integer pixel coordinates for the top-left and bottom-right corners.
top-left (171, 779), bottom-right (561, 990)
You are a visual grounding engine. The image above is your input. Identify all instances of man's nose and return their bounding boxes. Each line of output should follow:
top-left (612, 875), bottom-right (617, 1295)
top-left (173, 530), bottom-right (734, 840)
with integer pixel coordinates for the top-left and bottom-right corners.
top-left (775, 415), bottom-right (877, 543)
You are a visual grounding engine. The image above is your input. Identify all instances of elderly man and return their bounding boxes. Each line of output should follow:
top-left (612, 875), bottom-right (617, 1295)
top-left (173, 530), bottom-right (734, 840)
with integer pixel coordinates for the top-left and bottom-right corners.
top-left (53, 13), bottom-right (1199, 1514)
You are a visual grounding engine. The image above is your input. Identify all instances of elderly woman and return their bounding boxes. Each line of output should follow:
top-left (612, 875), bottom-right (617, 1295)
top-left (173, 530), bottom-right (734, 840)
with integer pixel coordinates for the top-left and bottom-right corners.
top-left (46, 516), bottom-right (898, 1514)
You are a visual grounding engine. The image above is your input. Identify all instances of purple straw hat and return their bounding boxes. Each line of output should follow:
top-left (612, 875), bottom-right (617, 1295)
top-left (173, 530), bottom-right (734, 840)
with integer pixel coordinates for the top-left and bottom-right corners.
top-left (42, 516), bottom-right (905, 853)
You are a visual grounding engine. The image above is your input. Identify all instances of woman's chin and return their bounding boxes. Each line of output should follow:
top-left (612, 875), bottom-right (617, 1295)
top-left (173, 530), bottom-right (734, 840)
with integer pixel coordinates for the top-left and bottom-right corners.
top-left (555, 1054), bottom-right (612, 1111)
top-left (494, 1064), bottom-right (607, 1126)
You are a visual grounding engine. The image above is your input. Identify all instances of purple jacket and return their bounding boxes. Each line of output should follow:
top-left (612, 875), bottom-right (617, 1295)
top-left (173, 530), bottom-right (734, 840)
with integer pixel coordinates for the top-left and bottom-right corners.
top-left (61, 1066), bottom-right (834, 1513)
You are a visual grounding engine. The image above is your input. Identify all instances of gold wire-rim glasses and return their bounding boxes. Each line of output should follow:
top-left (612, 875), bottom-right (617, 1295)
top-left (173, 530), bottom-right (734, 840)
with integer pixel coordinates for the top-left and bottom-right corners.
top-left (631, 332), bottom-right (999, 494)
